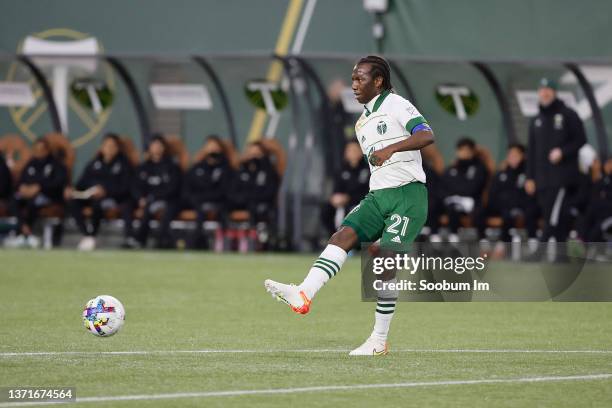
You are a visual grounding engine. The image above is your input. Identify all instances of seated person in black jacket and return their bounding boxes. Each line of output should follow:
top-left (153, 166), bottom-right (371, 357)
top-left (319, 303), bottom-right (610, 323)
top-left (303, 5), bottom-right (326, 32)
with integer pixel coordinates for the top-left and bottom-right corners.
top-left (442, 137), bottom-right (488, 241)
top-left (578, 158), bottom-right (612, 243)
top-left (9, 137), bottom-right (67, 248)
top-left (477, 143), bottom-right (538, 243)
top-left (65, 133), bottom-right (133, 250)
top-left (183, 135), bottom-right (233, 248)
top-left (320, 141), bottom-right (369, 236)
top-left (230, 142), bottom-right (280, 226)
top-left (0, 153), bottom-right (12, 205)
top-left (126, 135), bottom-right (182, 249)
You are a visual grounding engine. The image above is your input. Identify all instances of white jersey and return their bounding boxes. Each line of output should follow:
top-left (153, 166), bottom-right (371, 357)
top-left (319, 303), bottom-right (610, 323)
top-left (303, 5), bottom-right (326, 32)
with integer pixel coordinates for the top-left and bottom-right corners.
top-left (355, 90), bottom-right (428, 191)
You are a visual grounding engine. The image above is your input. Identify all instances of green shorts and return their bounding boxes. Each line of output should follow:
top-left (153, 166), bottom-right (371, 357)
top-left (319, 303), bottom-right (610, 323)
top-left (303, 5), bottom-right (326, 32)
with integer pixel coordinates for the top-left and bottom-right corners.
top-left (342, 182), bottom-right (428, 247)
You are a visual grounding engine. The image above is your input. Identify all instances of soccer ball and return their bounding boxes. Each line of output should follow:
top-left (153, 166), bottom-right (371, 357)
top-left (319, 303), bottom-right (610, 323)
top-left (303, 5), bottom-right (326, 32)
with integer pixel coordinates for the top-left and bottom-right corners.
top-left (82, 295), bottom-right (125, 337)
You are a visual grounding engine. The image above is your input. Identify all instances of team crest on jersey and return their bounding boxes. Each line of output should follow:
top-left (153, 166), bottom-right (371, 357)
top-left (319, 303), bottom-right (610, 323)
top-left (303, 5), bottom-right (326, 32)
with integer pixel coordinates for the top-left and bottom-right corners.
top-left (377, 121), bottom-right (387, 135)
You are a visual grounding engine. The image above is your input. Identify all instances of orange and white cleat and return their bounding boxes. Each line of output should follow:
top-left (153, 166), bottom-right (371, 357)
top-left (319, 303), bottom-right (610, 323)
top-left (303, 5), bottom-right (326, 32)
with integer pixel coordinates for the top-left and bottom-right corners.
top-left (349, 336), bottom-right (388, 356)
top-left (264, 279), bottom-right (311, 315)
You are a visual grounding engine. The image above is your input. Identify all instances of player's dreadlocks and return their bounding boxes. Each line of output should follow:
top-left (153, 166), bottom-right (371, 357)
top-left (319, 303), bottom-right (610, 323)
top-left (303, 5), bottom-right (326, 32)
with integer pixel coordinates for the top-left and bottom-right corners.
top-left (358, 55), bottom-right (393, 91)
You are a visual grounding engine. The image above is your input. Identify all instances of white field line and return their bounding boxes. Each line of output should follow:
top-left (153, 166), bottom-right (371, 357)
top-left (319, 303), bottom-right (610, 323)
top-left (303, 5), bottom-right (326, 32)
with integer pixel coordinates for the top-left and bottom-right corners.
top-left (0, 373), bottom-right (611, 407)
top-left (2, 348), bottom-right (612, 357)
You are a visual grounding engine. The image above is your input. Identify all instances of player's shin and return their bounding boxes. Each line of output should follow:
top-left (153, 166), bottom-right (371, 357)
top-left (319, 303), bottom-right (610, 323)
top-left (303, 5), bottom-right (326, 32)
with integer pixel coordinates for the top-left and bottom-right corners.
top-left (372, 278), bottom-right (398, 342)
top-left (298, 244), bottom-right (347, 299)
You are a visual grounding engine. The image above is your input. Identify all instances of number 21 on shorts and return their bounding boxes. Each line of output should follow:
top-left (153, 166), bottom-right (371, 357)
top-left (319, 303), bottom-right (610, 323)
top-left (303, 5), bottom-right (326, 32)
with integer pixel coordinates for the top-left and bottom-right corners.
top-left (387, 214), bottom-right (409, 237)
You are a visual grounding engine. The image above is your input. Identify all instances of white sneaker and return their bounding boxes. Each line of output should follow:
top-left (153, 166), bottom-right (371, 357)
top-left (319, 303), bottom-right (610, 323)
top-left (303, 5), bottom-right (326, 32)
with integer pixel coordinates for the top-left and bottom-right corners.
top-left (26, 235), bottom-right (40, 249)
top-left (4, 234), bottom-right (26, 248)
top-left (429, 233), bottom-right (442, 243)
top-left (492, 241), bottom-right (506, 258)
top-left (528, 238), bottom-right (539, 254)
top-left (479, 238), bottom-right (491, 251)
top-left (78, 236), bottom-right (96, 251)
top-left (349, 336), bottom-right (388, 356)
top-left (264, 279), bottom-right (311, 315)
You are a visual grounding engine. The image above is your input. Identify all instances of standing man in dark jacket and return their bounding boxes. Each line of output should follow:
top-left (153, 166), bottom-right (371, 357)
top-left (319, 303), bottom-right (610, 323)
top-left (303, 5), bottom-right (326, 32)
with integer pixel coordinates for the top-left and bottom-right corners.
top-left (320, 141), bottom-right (369, 236)
top-left (9, 137), bottom-right (67, 248)
top-left (127, 135), bottom-right (182, 249)
top-left (442, 137), bottom-right (489, 242)
top-left (65, 133), bottom-right (133, 250)
top-left (526, 78), bottom-right (587, 243)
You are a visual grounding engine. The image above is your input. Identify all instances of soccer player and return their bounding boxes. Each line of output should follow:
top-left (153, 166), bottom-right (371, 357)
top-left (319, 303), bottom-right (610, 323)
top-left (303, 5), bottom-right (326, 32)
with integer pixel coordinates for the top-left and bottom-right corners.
top-left (9, 137), bottom-right (68, 248)
top-left (66, 133), bottom-right (133, 251)
top-left (127, 135), bottom-right (182, 249)
top-left (442, 137), bottom-right (488, 242)
top-left (265, 56), bottom-right (434, 356)
top-left (184, 135), bottom-right (234, 249)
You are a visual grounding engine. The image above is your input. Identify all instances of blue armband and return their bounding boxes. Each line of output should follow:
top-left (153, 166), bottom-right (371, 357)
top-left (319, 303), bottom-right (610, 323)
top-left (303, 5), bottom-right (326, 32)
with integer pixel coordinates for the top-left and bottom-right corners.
top-left (410, 123), bottom-right (432, 135)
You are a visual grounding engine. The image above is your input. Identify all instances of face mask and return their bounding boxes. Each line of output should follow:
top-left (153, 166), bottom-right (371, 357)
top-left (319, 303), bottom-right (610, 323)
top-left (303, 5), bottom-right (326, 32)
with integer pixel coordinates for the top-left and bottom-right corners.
top-left (245, 158), bottom-right (263, 171)
top-left (206, 152), bottom-right (223, 163)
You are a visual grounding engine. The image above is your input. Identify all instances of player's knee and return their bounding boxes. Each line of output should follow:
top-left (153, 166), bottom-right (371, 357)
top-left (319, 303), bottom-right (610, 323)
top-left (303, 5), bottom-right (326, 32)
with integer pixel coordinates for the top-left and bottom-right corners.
top-left (328, 226), bottom-right (358, 252)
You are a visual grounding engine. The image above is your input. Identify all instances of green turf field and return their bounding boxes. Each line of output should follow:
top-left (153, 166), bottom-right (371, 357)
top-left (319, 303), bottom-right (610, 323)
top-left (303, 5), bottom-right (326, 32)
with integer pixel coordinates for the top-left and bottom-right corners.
top-left (1, 249), bottom-right (612, 407)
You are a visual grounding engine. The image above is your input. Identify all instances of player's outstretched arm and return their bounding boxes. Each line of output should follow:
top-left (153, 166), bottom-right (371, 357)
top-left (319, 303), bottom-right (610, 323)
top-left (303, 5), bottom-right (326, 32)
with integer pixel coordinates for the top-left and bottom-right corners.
top-left (369, 130), bottom-right (434, 166)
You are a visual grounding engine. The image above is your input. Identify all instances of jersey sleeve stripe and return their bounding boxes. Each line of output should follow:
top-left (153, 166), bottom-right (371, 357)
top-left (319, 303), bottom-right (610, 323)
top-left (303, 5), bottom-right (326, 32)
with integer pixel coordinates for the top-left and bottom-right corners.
top-left (405, 116), bottom-right (428, 134)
